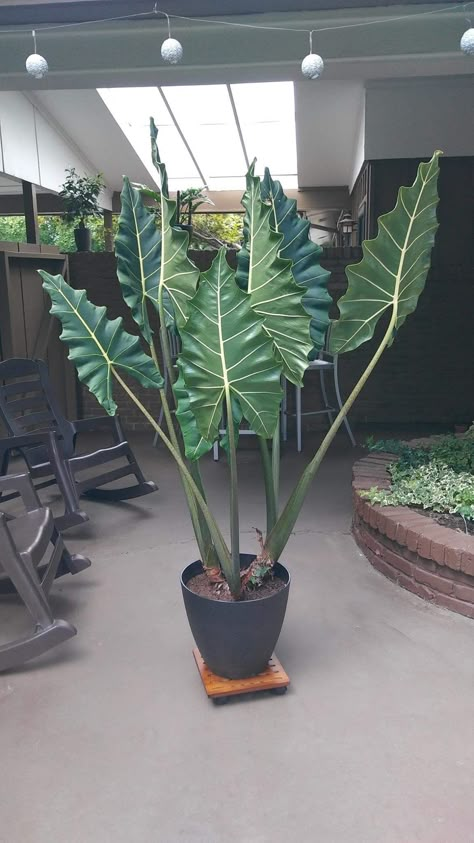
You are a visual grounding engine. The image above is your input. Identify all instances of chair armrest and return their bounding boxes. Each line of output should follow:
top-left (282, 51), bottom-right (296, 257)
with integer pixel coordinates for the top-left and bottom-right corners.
top-left (72, 415), bottom-right (125, 443)
top-left (0, 430), bottom-right (58, 465)
top-left (0, 472), bottom-right (41, 512)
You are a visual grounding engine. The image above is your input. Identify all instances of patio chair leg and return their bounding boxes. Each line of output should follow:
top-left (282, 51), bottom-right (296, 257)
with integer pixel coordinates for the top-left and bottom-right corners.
top-left (81, 444), bottom-right (157, 502)
top-left (320, 367), bottom-right (335, 427)
top-left (1, 536), bottom-right (55, 630)
top-left (0, 618), bottom-right (76, 673)
top-left (48, 526), bottom-right (91, 582)
top-left (47, 435), bottom-right (89, 529)
top-left (333, 355), bottom-right (356, 447)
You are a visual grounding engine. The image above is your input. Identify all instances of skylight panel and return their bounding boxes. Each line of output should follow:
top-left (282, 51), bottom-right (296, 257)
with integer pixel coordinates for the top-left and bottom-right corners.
top-left (161, 85), bottom-right (247, 183)
top-left (98, 82), bottom-right (297, 192)
top-left (230, 82), bottom-right (297, 183)
top-left (97, 87), bottom-right (201, 188)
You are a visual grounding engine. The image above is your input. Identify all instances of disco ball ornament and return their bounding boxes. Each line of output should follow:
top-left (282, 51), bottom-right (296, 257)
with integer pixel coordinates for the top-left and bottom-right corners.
top-left (301, 53), bottom-right (324, 79)
top-left (26, 53), bottom-right (48, 79)
top-left (460, 27), bottom-right (474, 56)
top-left (161, 37), bottom-right (183, 64)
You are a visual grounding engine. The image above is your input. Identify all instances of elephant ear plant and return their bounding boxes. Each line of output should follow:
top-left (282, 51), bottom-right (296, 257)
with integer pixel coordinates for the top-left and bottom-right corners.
top-left (39, 119), bottom-right (442, 602)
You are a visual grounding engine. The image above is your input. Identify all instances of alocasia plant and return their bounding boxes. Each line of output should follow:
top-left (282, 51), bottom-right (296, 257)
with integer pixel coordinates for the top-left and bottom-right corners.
top-left (40, 119), bottom-right (442, 599)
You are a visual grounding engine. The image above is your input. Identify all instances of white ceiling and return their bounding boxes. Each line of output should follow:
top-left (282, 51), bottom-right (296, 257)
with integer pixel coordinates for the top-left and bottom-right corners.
top-left (30, 81), bottom-right (367, 193)
top-left (295, 81), bottom-right (364, 187)
top-left (0, 4), bottom-right (471, 199)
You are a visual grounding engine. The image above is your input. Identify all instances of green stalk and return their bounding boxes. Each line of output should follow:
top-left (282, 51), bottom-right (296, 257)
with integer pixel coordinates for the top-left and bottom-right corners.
top-left (149, 340), bottom-right (206, 563)
top-left (112, 369), bottom-right (235, 587)
top-left (225, 391), bottom-right (241, 594)
top-left (151, 337), bottom-right (218, 570)
top-left (265, 315), bottom-right (396, 562)
top-left (258, 436), bottom-right (277, 536)
top-left (272, 419), bottom-right (280, 515)
top-left (189, 460), bottom-right (220, 570)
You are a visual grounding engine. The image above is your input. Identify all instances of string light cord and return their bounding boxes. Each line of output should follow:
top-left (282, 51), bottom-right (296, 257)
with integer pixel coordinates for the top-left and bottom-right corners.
top-left (0, 1), bottom-right (469, 38)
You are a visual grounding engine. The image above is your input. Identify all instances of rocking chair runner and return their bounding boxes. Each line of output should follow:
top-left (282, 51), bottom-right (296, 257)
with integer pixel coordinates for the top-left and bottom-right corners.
top-left (0, 358), bottom-right (157, 530)
top-left (0, 470), bottom-right (90, 672)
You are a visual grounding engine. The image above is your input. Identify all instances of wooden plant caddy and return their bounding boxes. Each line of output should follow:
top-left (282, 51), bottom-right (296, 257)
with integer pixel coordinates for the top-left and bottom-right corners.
top-left (193, 648), bottom-right (290, 705)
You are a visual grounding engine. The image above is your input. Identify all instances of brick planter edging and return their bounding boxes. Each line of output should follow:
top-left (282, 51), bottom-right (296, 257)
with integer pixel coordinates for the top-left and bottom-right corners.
top-left (352, 454), bottom-right (474, 619)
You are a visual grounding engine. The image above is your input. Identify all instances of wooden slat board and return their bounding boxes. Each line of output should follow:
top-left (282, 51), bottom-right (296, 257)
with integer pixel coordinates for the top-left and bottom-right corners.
top-left (193, 649), bottom-right (290, 702)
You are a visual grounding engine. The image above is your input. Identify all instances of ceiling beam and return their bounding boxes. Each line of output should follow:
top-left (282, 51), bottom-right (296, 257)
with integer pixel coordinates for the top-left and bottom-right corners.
top-left (157, 87), bottom-right (207, 188)
top-left (0, 193), bottom-right (64, 214)
top-left (0, 0), bottom-right (452, 26)
top-left (111, 185), bottom-right (349, 214)
top-left (227, 84), bottom-right (250, 171)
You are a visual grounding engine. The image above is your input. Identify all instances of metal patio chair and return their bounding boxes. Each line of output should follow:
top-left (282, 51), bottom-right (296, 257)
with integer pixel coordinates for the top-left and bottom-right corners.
top-left (0, 470), bottom-right (90, 672)
top-left (0, 358), bottom-right (157, 530)
top-left (281, 325), bottom-right (356, 451)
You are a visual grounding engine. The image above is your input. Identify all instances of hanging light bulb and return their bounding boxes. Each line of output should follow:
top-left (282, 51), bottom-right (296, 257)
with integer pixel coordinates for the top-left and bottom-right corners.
top-left (460, 27), bottom-right (474, 55)
top-left (301, 31), bottom-right (324, 79)
top-left (460, 5), bottom-right (474, 56)
top-left (26, 30), bottom-right (48, 79)
top-left (160, 12), bottom-right (183, 64)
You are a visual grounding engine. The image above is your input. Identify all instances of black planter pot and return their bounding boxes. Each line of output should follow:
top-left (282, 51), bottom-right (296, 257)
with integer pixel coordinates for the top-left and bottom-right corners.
top-left (74, 226), bottom-right (91, 252)
top-left (181, 553), bottom-right (290, 679)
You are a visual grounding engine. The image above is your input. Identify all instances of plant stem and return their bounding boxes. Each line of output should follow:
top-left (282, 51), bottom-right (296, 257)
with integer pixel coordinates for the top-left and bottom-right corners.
top-left (189, 460), bottom-right (219, 569)
top-left (225, 391), bottom-right (241, 591)
top-left (150, 340), bottom-right (206, 562)
top-left (265, 316), bottom-right (396, 562)
top-left (112, 369), bottom-right (235, 586)
top-left (272, 419), bottom-right (280, 515)
top-left (258, 436), bottom-right (277, 536)
top-left (151, 339), bottom-right (218, 569)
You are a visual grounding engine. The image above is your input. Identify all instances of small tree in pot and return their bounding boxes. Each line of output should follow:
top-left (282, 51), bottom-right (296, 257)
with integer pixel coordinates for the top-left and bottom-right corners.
top-left (40, 120), bottom-right (442, 681)
top-left (59, 167), bottom-right (104, 252)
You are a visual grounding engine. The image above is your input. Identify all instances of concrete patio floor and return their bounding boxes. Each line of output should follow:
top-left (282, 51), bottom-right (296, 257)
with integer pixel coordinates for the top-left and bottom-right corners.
top-left (1, 433), bottom-right (474, 843)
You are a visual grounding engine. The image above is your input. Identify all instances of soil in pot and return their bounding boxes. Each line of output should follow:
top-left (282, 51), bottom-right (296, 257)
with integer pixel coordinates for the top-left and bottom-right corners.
top-left (187, 571), bottom-right (286, 602)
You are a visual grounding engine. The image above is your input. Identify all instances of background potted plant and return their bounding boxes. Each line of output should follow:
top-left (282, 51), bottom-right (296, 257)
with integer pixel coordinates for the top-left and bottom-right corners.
top-left (40, 118), bottom-right (442, 682)
top-left (59, 167), bottom-right (105, 252)
top-left (176, 186), bottom-right (214, 236)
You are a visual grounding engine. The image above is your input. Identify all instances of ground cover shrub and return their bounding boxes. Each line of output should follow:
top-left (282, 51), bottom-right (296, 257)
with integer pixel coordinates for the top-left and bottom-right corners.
top-left (363, 435), bottom-right (474, 522)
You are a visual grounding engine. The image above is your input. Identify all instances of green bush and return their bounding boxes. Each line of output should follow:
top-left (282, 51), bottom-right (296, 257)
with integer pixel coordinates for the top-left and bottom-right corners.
top-left (363, 435), bottom-right (474, 522)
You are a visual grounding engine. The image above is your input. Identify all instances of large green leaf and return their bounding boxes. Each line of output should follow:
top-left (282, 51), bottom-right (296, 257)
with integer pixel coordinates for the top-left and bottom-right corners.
top-left (236, 164), bottom-right (312, 386)
top-left (173, 362), bottom-right (214, 460)
top-left (261, 168), bottom-right (332, 359)
top-left (40, 272), bottom-right (163, 415)
top-left (330, 152), bottom-right (441, 355)
top-left (114, 124), bottom-right (199, 339)
top-left (148, 119), bottom-right (198, 329)
top-left (115, 176), bottom-right (159, 343)
top-left (179, 249), bottom-right (282, 443)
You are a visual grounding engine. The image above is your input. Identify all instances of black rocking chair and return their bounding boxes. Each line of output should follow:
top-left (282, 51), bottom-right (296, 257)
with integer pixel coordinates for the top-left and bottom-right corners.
top-left (0, 358), bottom-right (157, 530)
top-left (0, 470), bottom-right (90, 672)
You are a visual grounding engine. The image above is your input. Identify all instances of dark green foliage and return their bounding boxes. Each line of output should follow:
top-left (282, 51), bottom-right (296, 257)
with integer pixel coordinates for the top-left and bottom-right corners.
top-left (366, 435), bottom-right (474, 474)
top-left (261, 168), bottom-right (332, 358)
top-left (364, 435), bottom-right (474, 522)
top-left (59, 168), bottom-right (104, 226)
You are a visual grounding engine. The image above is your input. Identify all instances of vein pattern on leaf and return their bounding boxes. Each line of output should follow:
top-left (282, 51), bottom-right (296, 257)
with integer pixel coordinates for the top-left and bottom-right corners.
top-left (179, 249), bottom-right (282, 444)
top-left (40, 271), bottom-right (163, 415)
top-left (173, 361), bottom-right (214, 460)
top-left (261, 168), bottom-right (332, 360)
top-left (330, 151), bottom-right (441, 355)
top-left (236, 165), bottom-right (312, 385)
